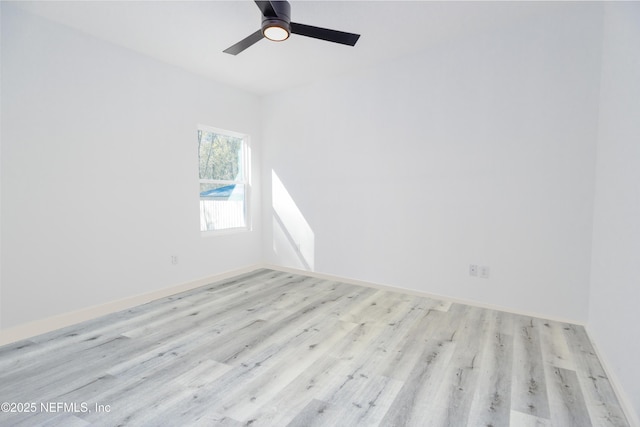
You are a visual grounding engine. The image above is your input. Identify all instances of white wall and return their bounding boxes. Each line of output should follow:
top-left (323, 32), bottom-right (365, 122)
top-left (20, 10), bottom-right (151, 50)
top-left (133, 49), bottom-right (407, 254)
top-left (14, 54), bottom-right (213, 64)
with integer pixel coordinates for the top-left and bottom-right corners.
top-left (0, 5), bottom-right (262, 329)
top-left (262, 3), bottom-right (603, 322)
top-left (590, 3), bottom-right (640, 423)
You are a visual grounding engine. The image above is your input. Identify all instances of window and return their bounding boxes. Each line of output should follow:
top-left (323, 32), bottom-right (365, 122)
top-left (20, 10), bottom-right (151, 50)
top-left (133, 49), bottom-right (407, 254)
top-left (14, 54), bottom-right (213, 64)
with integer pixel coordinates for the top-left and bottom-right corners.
top-left (198, 125), bottom-right (249, 232)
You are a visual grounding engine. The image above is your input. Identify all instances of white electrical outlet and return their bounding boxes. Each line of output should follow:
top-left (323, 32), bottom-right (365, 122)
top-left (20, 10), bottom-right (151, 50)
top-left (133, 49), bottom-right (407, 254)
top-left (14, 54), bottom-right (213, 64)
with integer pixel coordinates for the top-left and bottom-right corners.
top-left (480, 265), bottom-right (490, 278)
top-left (469, 264), bottom-right (478, 276)
top-left (171, 255), bottom-right (179, 265)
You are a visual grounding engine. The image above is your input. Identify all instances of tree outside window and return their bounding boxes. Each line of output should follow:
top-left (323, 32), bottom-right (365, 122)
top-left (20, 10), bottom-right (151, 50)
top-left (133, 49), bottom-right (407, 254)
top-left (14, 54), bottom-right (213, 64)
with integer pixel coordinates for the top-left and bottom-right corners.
top-left (198, 126), bottom-right (249, 232)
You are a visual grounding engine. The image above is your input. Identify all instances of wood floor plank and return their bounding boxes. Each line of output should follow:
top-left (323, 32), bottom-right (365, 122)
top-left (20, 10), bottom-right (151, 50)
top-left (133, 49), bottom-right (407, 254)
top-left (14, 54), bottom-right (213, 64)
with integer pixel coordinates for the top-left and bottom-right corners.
top-left (285, 399), bottom-right (342, 427)
top-left (206, 284), bottom-right (363, 365)
top-left (246, 355), bottom-right (353, 426)
top-left (13, 412), bottom-right (91, 427)
top-left (378, 338), bottom-right (457, 426)
top-left (95, 362), bottom-right (233, 427)
top-left (287, 375), bottom-right (404, 427)
top-left (40, 269), bottom-right (281, 343)
top-left (77, 355), bottom-right (232, 425)
top-left (244, 299), bottom-right (420, 426)
top-left (467, 310), bottom-right (514, 427)
top-left (0, 335), bottom-right (156, 401)
top-left (334, 374), bottom-right (405, 427)
top-left (317, 314), bottom-right (423, 411)
top-left (118, 273), bottom-right (293, 339)
top-left (186, 413), bottom-right (245, 427)
top-left (417, 305), bottom-right (489, 426)
top-left (562, 323), bottom-right (629, 426)
top-left (338, 289), bottom-right (413, 324)
top-left (546, 366), bottom-right (593, 426)
top-left (510, 410), bottom-right (553, 426)
top-left (119, 271), bottom-right (312, 340)
top-left (226, 287), bottom-right (375, 369)
top-left (209, 319), bottom-right (358, 421)
top-left (538, 318), bottom-right (575, 371)
top-left (511, 315), bottom-right (552, 419)
top-left (248, 291), bottom-right (430, 425)
top-left (0, 268), bottom-right (630, 427)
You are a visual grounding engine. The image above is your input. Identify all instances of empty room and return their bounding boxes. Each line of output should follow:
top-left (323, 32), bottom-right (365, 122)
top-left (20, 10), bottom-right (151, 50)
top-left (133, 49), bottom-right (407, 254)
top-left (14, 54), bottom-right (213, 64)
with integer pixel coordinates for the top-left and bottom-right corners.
top-left (1, 1), bottom-right (639, 426)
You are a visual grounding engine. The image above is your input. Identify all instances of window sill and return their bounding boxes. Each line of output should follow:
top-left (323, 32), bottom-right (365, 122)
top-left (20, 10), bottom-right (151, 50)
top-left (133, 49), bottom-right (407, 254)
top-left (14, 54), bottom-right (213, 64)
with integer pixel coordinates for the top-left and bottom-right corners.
top-left (201, 226), bottom-right (251, 237)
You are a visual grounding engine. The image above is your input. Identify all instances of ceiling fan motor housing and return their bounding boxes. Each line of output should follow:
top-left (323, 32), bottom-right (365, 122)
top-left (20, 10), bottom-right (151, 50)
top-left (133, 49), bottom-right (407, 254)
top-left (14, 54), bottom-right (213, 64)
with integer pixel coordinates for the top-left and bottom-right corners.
top-left (262, 1), bottom-right (291, 39)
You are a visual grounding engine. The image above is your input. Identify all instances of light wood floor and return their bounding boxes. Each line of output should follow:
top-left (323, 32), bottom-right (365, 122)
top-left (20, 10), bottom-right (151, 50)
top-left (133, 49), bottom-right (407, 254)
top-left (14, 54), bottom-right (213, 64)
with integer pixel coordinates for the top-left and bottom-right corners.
top-left (0, 269), bottom-right (629, 426)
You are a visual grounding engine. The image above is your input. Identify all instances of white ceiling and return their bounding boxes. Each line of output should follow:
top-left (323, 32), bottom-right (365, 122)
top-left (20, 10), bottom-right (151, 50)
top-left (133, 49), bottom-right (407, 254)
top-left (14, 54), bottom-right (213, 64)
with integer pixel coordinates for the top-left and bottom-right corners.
top-left (11, 1), bottom-right (575, 96)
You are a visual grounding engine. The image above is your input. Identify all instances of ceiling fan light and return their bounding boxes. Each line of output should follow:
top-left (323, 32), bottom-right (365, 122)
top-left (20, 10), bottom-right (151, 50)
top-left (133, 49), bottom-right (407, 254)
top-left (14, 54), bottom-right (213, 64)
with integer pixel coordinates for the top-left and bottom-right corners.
top-left (263, 24), bottom-right (289, 42)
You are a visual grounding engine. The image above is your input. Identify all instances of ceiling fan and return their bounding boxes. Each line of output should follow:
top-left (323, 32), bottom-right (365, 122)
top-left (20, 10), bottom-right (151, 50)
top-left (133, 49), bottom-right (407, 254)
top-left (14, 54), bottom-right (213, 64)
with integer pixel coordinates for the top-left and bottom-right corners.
top-left (224, 0), bottom-right (361, 55)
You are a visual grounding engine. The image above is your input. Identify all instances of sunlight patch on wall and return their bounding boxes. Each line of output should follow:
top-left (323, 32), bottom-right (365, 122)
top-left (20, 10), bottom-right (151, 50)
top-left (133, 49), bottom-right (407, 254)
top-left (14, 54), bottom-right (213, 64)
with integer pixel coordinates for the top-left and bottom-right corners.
top-left (271, 170), bottom-right (315, 270)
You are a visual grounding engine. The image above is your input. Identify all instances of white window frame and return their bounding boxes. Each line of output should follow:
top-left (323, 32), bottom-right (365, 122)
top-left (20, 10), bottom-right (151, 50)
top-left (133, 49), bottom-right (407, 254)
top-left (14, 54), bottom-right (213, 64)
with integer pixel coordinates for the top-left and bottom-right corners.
top-left (198, 124), bottom-right (251, 234)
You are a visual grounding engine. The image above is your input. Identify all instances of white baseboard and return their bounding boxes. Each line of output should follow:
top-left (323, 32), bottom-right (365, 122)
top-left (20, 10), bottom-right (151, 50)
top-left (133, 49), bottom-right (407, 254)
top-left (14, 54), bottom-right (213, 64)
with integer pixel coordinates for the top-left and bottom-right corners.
top-left (584, 326), bottom-right (640, 427)
top-left (262, 263), bottom-right (585, 326)
top-left (0, 264), bottom-right (262, 346)
top-left (0, 262), bottom-right (584, 346)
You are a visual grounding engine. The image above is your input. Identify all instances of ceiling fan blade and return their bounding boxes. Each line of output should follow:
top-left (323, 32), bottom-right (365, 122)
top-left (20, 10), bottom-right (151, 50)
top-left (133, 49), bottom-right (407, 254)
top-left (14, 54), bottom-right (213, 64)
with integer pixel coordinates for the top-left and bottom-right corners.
top-left (223, 29), bottom-right (264, 55)
top-left (254, 1), bottom-right (278, 18)
top-left (290, 22), bottom-right (360, 46)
